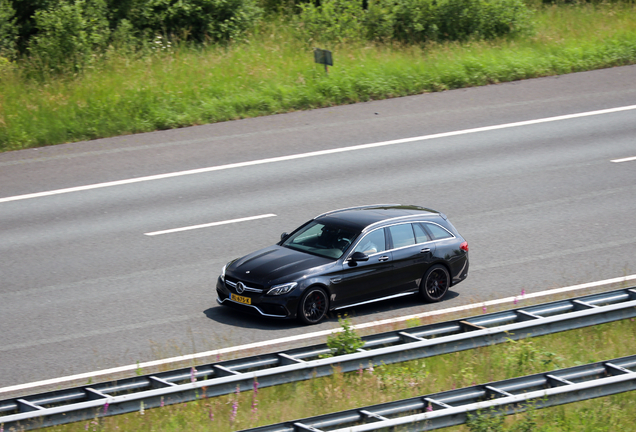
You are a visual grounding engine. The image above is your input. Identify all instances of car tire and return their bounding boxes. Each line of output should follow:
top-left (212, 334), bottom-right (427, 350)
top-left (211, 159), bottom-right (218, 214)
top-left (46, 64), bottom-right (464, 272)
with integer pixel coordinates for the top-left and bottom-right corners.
top-left (298, 287), bottom-right (329, 325)
top-left (420, 265), bottom-right (450, 302)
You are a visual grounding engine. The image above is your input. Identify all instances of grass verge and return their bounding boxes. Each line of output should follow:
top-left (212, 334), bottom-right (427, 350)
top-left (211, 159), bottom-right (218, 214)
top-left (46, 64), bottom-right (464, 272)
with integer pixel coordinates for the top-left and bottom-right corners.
top-left (41, 317), bottom-right (636, 432)
top-left (1, 3), bottom-right (636, 152)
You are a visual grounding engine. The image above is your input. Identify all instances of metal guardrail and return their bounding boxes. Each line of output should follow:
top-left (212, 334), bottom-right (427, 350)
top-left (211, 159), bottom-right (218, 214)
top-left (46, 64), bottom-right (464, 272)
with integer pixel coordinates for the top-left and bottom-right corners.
top-left (241, 354), bottom-right (636, 432)
top-left (1, 287), bottom-right (635, 430)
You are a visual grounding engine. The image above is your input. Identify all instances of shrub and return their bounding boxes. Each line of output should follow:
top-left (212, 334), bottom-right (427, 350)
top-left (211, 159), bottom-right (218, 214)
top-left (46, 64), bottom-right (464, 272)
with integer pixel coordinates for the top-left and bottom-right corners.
top-left (377, 0), bottom-right (533, 43)
top-left (296, 0), bottom-right (533, 44)
top-left (324, 316), bottom-right (364, 357)
top-left (374, 0), bottom-right (439, 43)
top-left (296, 0), bottom-right (366, 43)
top-left (0, 0), bottom-right (18, 57)
top-left (125, 0), bottom-right (263, 43)
top-left (27, 0), bottom-right (111, 74)
top-left (434, 0), bottom-right (533, 41)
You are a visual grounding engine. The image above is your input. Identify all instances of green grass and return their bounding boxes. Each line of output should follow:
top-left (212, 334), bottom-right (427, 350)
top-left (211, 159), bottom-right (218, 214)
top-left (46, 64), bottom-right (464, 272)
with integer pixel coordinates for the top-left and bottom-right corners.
top-left (42, 317), bottom-right (636, 432)
top-left (1, 2), bottom-right (636, 152)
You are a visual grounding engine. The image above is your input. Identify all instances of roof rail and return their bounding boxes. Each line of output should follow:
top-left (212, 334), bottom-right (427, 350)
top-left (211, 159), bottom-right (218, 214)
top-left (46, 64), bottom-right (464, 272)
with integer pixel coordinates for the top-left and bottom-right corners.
top-left (362, 212), bottom-right (438, 232)
top-left (314, 204), bottom-right (401, 219)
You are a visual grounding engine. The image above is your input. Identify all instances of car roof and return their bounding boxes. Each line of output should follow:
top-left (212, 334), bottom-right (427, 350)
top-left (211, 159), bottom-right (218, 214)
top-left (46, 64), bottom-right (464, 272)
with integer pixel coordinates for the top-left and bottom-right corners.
top-left (315, 204), bottom-right (443, 232)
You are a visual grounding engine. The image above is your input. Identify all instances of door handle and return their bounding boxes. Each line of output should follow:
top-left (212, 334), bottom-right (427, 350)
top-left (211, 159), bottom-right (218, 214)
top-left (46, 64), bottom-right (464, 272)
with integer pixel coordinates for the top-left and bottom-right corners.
top-left (378, 255), bottom-right (390, 262)
top-left (420, 248), bottom-right (431, 253)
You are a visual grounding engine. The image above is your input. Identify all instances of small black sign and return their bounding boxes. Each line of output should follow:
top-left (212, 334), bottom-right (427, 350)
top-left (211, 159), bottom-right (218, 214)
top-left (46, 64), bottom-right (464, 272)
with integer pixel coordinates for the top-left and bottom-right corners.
top-left (314, 48), bottom-right (333, 66)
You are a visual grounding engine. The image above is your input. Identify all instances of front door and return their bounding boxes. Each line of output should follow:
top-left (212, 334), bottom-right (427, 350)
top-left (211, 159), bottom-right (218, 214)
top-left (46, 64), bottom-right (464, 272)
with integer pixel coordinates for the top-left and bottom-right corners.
top-left (329, 228), bottom-right (394, 308)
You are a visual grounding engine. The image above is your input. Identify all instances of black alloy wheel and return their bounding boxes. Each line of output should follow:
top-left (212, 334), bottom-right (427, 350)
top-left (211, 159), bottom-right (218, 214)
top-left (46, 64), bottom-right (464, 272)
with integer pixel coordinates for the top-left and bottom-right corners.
top-left (298, 287), bottom-right (328, 325)
top-left (420, 265), bottom-right (450, 302)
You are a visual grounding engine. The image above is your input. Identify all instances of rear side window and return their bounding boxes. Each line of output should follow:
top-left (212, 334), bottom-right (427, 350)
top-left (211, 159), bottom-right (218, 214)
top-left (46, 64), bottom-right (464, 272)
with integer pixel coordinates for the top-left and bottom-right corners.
top-left (425, 223), bottom-right (454, 240)
top-left (413, 223), bottom-right (431, 243)
top-left (388, 224), bottom-right (416, 248)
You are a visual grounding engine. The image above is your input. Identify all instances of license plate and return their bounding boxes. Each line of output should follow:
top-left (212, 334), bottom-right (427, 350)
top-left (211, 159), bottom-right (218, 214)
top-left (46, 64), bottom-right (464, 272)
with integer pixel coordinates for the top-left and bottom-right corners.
top-left (231, 293), bottom-right (251, 305)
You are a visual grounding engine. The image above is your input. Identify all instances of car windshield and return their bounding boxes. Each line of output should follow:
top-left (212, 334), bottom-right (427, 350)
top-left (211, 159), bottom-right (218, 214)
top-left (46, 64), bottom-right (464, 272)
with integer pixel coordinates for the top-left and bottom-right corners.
top-left (282, 221), bottom-right (360, 260)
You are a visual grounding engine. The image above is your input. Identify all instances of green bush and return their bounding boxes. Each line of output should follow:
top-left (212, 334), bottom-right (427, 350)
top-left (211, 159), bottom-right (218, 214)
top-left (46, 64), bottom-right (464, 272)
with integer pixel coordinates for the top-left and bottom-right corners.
top-left (434, 0), bottom-right (533, 41)
top-left (382, 0), bottom-right (533, 43)
top-left (296, 0), bottom-right (366, 43)
top-left (125, 0), bottom-right (263, 43)
top-left (324, 316), bottom-right (364, 357)
top-left (0, 0), bottom-right (18, 57)
top-left (5, 0), bottom-right (263, 75)
top-left (27, 0), bottom-right (110, 74)
top-left (296, 0), bottom-right (533, 44)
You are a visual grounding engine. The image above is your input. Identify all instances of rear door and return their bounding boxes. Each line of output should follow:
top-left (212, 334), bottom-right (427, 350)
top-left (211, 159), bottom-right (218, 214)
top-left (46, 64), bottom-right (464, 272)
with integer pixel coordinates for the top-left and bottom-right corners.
top-left (387, 222), bottom-right (437, 294)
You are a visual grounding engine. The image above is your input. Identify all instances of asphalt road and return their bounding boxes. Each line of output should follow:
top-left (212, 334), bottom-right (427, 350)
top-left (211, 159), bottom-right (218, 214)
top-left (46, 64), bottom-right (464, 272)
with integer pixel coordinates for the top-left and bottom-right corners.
top-left (1, 65), bottom-right (635, 389)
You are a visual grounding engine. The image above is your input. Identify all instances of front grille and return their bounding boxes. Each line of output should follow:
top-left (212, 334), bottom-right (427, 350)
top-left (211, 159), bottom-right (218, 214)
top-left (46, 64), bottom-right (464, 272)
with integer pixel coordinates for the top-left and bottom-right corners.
top-left (225, 278), bottom-right (264, 293)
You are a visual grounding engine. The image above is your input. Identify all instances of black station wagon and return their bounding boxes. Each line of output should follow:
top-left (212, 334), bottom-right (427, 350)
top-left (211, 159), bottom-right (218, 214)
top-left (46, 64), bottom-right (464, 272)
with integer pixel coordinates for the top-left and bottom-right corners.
top-left (216, 204), bottom-right (469, 324)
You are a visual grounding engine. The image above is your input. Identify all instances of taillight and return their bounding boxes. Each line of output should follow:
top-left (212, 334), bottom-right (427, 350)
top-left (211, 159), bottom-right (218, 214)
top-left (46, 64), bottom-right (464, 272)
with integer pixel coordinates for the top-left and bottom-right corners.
top-left (460, 241), bottom-right (469, 252)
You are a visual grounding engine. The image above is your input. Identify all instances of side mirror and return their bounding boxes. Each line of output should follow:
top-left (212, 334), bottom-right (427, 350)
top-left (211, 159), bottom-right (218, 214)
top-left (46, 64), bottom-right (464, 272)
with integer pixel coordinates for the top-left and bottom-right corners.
top-left (349, 251), bottom-right (369, 262)
top-left (280, 232), bottom-right (289, 242)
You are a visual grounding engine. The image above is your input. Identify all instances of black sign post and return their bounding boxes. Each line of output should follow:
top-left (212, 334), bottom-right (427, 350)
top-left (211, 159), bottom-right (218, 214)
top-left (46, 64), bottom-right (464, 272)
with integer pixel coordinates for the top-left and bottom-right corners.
top-left (314, 48), bottom-right (333, 74)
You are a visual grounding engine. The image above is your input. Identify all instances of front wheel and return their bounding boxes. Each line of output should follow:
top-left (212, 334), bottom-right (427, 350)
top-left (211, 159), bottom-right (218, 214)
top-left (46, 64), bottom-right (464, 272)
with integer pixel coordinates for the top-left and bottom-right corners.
top-left (298, 287), bottom-right (329, 325)
top-left (420, 265), bottom-right (450, 302)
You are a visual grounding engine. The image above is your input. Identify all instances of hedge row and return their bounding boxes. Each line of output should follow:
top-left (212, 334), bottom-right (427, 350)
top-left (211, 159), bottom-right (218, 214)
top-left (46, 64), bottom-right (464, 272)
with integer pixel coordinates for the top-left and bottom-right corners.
top-left (0, 0), bottom-right (533, 75)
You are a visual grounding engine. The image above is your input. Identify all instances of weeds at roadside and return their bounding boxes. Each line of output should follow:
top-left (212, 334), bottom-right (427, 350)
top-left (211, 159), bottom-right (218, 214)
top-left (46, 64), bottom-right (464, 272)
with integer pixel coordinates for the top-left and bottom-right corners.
top-left (41, 318), bottom-right (636, 432)
top-left (2, 4), bottom-right (636, 152)
top-left (321, 315), bottom-right (364, 357)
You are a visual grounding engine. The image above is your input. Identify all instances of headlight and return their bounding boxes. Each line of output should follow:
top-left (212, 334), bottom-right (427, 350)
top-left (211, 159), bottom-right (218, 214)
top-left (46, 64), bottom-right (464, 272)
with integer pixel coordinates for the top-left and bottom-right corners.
top-left (220, 264), bottom-right (227, 282)
top-left (267, 282), bottom-right (297, 296)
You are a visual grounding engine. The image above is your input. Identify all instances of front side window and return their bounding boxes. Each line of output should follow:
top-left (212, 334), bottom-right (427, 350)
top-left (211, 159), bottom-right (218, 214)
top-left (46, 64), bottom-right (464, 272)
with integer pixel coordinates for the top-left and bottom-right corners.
top-left (353, 229), bottom-right (387, 255)
top-left (282, 221), bottom-right (359, 259)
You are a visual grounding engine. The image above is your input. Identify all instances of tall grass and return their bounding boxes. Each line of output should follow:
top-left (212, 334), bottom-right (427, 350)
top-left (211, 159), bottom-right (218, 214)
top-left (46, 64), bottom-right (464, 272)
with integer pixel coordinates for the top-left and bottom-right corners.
top-left (42, 318), bottom-right (636, 432)
top-left (1, 3), bottom-right (636, 152)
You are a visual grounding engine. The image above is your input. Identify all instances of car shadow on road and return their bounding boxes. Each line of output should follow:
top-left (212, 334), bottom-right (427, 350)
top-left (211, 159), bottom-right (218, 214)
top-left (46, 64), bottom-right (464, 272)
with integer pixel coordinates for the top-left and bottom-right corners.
top-left (203, 290), bottom-right (460, 330)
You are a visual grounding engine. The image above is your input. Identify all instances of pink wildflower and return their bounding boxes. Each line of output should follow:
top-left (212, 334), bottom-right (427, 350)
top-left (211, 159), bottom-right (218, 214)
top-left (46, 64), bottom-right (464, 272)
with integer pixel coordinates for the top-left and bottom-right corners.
top-left (252, 381), bottom-right (259, 418)
top-left (229, 385), bottom-right (240, 424)
top-left (190, 367), bottom-right (197, 383)
top-left (230, 400), bottom-right (238, 424)
top-left (103, 401), bottom-right (109, 414)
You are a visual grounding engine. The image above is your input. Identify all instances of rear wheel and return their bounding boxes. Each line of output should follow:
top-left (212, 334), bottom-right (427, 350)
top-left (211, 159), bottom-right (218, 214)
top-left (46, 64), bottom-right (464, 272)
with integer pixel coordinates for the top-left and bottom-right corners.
top-left (420, 265), bottom-right (450, 302)
top-left (298, 287), bottom-right (328, 325)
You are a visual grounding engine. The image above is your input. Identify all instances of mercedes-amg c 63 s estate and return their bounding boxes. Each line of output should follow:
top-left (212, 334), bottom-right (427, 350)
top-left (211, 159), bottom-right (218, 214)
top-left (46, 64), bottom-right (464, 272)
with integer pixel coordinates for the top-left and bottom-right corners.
top-left (216, 204), bottom-right (469, 324)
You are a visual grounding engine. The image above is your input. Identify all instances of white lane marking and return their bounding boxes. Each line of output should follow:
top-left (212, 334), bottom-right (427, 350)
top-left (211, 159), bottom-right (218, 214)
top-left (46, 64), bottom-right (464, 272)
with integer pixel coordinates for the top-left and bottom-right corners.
top-left (2, 104), bottom-right (636, 204)
top-left (144, 214), bottom-right (277, 236)
top-left (1, 273), bottom-right (635, 396)
top-left (611, 156), bottom-right (636, 163)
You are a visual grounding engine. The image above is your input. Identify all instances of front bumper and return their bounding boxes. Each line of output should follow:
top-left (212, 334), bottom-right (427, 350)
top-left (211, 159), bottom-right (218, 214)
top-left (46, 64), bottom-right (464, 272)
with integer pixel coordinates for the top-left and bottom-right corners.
top-left (216, 277), bottom-right (293, 319)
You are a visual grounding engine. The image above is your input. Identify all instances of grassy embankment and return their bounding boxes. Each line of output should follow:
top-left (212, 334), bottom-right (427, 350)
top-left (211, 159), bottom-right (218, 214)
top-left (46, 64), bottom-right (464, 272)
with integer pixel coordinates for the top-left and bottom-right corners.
top-left (42, 317), bottom-right (636, 432)
top-left (1, 2), bottom-right (636, 152)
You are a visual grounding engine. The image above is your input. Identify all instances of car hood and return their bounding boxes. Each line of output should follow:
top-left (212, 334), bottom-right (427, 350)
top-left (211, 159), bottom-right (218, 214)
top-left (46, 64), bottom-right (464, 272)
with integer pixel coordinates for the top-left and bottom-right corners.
top-left (228, 245), bottom-right (332, 284)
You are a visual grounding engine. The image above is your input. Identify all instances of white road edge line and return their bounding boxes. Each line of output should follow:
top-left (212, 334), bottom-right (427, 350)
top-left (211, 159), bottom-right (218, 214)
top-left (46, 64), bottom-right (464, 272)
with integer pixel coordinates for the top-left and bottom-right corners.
top-left (611, 156), bottom-right (636, 163)
top-left (144, 214), bottom-right (277, 236)
top-left (2, 273), bottom-right (635, 396)
top-left (2, 104), bottom-right (636, 204)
